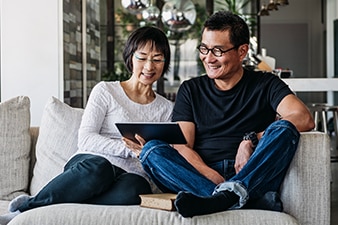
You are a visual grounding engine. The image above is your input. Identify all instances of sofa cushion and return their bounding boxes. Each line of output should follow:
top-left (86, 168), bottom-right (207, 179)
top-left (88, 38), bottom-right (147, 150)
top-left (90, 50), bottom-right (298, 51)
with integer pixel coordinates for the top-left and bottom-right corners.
top-left (0, 96), bottom-right (31, 200)
top-left (30, 97), bottom-right (84, 195)
top-left (8, 204), bottom-right (300, 225)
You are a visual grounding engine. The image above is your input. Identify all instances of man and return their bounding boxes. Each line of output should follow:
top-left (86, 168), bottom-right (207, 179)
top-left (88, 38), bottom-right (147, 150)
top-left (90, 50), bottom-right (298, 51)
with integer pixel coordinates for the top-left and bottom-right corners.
top-left (130, 11), bottom-right (315, 218)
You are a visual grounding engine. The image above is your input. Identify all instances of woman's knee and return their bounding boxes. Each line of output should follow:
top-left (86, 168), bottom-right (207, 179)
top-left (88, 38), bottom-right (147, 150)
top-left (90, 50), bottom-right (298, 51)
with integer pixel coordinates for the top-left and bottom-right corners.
top-left (123, 173), bottom-right (151, 193)
top-left (116, 173), bottom-right (152, 204)
top-left (68, 155), bottom-right (116, 181)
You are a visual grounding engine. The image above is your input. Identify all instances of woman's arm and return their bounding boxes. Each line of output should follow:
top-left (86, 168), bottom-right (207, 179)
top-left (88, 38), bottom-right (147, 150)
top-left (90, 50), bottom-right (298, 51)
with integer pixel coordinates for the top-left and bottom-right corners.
top-left (77, 83), bottom-right (133, 158)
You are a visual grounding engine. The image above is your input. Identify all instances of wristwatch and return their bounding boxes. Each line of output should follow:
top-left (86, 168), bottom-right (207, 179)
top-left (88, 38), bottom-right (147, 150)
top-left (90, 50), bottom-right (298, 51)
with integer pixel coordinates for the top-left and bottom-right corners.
top-left (243, 131), bottom-right (258, 148)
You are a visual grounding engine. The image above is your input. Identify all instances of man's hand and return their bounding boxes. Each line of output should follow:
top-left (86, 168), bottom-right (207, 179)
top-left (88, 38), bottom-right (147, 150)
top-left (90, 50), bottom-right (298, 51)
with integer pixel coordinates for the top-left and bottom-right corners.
top-left (205, 170), bottom-right (225, 184)
top-left (122, 134), bottom-right (146, 158)
top-left (234, 140), bottom-right (254, 174)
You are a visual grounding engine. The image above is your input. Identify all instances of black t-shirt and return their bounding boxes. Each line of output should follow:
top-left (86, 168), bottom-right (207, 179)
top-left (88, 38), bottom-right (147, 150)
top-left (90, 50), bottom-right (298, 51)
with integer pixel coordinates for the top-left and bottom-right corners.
top-left (172, 69), bottom-right (294, 163)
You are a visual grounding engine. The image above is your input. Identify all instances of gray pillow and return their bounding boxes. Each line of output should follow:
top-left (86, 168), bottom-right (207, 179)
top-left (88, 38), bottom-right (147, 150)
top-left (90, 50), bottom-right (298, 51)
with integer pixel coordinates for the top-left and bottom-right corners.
top-left (0, 96), bottom-right (31, 200)
top-left (30, 97), bottom-right (83, 195)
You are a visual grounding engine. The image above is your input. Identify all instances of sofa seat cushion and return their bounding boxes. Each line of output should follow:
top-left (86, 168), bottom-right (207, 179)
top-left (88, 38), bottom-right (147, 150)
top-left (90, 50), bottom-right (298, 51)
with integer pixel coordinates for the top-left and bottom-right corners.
top-left (0, 96), bottom-right (31, 200)
top-left (8, 204), bottom-right (299, 225)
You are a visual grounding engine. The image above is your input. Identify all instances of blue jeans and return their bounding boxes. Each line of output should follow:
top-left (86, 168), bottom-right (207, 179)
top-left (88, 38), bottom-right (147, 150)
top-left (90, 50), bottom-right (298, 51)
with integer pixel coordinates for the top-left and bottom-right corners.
top-left (140, 120), bottom-right (300, 209)
top-left (18, 154), bottom-right (151, 212)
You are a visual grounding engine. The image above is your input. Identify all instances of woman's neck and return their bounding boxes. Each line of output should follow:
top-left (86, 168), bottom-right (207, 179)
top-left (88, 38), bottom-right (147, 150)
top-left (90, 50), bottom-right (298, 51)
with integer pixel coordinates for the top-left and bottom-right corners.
top-left (120, 79), bottom-right (155, 104)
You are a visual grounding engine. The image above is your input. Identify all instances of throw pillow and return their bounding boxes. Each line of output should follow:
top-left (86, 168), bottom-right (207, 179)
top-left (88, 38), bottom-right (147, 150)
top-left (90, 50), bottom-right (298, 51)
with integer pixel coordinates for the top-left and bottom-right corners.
top-left (30, 97), bottom-right (84, 195)
top-left (0, 96), bottom-right (31, 200)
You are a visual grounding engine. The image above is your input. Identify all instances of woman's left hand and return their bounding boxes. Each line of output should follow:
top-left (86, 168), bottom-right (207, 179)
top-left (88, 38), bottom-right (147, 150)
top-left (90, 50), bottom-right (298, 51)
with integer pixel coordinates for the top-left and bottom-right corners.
top-left (122, 134), bottom-right (146, 158)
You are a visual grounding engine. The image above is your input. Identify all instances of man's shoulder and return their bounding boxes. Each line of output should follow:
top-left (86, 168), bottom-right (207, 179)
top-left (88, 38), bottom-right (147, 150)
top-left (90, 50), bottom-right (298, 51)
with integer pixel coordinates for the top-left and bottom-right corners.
top-left (244, 69), bottom-right (279, 83)
top-left (182, 75), bottom-right (209, 86)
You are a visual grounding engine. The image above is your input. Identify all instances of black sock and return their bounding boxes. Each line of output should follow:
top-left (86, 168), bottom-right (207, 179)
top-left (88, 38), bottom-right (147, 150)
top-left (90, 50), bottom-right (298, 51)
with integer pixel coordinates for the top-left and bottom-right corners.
top-left (174, 190), bottom-right (239, 218)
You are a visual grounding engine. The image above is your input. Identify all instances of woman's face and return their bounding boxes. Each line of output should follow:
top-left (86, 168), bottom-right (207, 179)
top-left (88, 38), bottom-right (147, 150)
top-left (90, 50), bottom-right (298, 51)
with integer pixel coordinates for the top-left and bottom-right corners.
top-left (131, 42), bottom-right (165, 85)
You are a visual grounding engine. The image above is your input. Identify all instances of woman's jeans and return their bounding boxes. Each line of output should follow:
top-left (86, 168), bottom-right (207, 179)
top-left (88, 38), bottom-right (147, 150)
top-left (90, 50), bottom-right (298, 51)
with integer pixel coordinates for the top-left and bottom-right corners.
top-left (140, 120), bottom-right (300, 209)
top-left (18, 154), bottom-right (151, 212)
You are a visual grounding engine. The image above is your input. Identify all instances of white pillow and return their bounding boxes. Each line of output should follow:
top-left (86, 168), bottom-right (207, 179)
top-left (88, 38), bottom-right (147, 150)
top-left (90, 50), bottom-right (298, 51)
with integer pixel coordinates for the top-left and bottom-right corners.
top-left (30, 97), bottom-right (84, 195)
top-left (0, 96), bottom-right (31, 200)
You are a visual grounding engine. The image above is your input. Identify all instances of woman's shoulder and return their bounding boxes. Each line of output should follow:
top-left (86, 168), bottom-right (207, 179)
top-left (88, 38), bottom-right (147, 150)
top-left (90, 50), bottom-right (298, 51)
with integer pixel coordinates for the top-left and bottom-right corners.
top-left (91, 81), bottom-right (122, 94)
top-left (94, 81), bottom-right (120, 89)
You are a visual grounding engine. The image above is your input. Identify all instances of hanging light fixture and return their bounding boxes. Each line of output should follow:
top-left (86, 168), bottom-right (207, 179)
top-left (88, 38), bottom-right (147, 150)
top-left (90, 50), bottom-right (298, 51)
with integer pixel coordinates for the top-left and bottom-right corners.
top-left (142, 0), bottom-right (160, 23)
top-left (267, 0), bottom-right (278, 11)
top-left (120, 0), bottom-right (196, 32)
top-left (258, 0), bottom-right (289, 16)
top-left (161, 0), bottom-right (196, 33)
top-left (258, 4), bottom-right (270, 16)
top-left (276, 0), bottom-right (289, 6)
top-left (121, 0), bottom-right (149, 14)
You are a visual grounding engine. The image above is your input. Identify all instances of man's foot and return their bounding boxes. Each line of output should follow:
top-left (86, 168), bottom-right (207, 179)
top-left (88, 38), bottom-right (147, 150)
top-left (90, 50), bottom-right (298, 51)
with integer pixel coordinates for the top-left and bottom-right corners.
top-left (174, 191), bottom-right (239, 218)
top-left (8, 194), bottom-right (30, 212)
top-left (0, 210), bottom-right (21, 225)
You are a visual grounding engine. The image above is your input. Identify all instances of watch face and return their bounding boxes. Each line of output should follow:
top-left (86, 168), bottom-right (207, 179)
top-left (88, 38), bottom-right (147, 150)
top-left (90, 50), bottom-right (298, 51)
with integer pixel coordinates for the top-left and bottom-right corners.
top-left (244, 132), bottom-right (258, 147)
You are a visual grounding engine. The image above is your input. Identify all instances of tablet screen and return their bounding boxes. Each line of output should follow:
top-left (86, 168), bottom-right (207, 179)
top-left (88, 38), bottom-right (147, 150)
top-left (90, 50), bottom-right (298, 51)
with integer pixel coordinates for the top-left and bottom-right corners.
top-left (115, 122), bottom-right (187, 144)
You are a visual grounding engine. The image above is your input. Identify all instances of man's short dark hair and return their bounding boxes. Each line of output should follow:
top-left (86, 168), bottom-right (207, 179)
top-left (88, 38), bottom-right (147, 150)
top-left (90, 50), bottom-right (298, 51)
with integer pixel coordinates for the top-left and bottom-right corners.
top-left (203, 11), bottom-right (250, 47)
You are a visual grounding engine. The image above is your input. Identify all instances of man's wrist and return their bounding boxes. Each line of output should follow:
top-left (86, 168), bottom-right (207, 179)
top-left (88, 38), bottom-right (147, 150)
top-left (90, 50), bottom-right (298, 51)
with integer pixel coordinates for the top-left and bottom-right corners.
top-left (243, 131), bottom-right (258, 148)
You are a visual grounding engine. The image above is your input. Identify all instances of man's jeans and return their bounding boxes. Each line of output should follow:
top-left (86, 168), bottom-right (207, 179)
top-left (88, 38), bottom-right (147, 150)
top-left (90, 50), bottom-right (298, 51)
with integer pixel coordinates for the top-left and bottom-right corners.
top-left (140, 120), bottom-right (300, 209)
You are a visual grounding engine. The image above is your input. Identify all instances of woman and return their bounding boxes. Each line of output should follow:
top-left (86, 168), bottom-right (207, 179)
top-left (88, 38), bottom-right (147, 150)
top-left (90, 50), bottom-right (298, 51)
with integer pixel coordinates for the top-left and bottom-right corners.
top-left (0, 26), bottom-right (173, 225)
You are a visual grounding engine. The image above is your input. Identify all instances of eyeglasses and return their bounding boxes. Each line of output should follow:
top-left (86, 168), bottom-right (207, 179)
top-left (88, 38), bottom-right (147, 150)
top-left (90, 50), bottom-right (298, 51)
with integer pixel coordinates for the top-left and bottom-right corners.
top-left (197, 45), bottom-right (237, 57)
top-left (133, 53), bottom-right (165, 64)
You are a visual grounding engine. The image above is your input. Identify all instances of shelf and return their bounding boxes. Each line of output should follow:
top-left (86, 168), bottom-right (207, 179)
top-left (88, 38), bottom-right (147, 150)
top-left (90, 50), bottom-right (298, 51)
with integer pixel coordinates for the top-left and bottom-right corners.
top-left (282, 78), bottom-right (338, 92)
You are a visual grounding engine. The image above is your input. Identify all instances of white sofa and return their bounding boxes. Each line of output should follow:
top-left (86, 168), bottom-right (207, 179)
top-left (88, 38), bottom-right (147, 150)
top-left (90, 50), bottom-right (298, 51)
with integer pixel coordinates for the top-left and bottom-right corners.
top-left (0, 96), bottom-right (331, 225)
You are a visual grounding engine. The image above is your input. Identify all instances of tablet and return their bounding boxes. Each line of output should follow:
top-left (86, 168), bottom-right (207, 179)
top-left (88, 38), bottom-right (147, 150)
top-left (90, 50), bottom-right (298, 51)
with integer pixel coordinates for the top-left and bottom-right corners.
top-left (115, 122), bottom-right (187, 144)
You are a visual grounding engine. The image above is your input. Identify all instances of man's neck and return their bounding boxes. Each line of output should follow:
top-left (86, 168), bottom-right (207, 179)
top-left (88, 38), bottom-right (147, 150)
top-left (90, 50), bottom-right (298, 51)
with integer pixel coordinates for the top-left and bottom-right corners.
top-left (213, 69), bottom-right (244, 91)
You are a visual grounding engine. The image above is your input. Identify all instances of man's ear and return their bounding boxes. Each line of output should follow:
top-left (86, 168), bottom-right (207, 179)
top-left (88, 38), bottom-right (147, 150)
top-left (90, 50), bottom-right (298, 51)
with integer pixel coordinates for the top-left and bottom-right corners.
top-left (238, 44), bottom-right (249, 61)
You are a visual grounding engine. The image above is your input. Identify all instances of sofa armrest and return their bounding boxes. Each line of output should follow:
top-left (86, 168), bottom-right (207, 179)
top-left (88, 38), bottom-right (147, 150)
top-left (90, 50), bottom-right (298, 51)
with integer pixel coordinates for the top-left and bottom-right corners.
top-left (281, 131), bottom-right (331, 225)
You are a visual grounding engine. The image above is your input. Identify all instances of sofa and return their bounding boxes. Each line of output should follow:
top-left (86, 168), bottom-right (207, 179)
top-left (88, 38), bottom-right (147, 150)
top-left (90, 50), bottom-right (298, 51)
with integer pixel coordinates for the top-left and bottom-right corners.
top-left (0, 95), bottom-right (331, 225)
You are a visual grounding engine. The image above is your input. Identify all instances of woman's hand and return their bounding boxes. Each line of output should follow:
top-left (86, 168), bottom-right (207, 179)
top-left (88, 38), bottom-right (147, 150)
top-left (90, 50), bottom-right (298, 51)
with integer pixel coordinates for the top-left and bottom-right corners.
top-left (122, 134), bottom-right (146, 158)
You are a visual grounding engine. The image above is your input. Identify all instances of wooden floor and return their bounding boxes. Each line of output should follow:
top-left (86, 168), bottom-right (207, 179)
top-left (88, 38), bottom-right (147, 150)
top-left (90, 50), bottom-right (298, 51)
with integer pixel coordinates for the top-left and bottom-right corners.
top-left (330, 135), bottom-right (338, 225)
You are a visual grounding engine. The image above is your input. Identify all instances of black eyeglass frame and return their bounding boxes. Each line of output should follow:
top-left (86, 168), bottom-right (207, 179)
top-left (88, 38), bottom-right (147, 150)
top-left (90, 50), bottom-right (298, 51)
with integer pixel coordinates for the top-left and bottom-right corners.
top-left (197, 45), bottom-right (238, 57)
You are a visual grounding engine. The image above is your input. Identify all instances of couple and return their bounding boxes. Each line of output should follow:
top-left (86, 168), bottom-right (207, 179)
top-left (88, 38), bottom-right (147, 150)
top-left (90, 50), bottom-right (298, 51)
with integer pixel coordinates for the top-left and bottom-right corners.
top-left (0, 10), bottom-right (314, 224)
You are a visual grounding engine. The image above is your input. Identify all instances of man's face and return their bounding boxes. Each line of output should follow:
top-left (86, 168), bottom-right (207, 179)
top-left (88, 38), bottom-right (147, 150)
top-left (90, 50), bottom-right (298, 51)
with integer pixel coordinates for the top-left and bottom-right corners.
top-left (199, 29), bottom-right (246, 80)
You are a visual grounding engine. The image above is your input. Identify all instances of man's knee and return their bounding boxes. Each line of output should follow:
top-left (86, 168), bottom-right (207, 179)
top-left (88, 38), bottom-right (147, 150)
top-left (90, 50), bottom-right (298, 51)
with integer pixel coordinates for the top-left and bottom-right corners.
top-left (141, 140), bottom-right (171, 159)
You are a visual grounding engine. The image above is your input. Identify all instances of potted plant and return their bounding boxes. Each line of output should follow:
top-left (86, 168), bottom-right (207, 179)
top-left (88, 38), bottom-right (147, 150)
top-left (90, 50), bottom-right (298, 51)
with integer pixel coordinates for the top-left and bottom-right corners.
top-left (115, 9), bottom-right (141, 35)
top-left (215, 0), bottom-right (257, 35)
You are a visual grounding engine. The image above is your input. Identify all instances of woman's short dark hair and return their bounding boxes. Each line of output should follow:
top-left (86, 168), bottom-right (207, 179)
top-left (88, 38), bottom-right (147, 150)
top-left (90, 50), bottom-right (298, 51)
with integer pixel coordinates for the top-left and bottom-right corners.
top-left (123, 26), bottom-right (171, 76)
top-left (202, 11), bottom-right (250, 48)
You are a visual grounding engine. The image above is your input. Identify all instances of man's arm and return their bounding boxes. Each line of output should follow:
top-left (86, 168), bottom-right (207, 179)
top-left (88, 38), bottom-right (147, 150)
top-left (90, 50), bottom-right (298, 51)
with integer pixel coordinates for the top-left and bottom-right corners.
top-left (173, 121), bottom-right (225, 185)
top-left (235, 94), bottom-right (315, 173)
top-left (276, 94), bottom-right (315, 131)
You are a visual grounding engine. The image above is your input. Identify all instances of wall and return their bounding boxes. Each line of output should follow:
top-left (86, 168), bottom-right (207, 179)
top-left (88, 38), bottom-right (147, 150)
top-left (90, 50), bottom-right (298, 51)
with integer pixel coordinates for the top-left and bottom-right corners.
top-left (0, 0), bottom-right (63, 126)
top-left (259, 0), bottom-right (338, 105)
top-left (0, 0), bottom-right (337, 124)
top-left (260, 0), bottom-right (324, 78)
top-left (327, 0), bottom-right (338, 105)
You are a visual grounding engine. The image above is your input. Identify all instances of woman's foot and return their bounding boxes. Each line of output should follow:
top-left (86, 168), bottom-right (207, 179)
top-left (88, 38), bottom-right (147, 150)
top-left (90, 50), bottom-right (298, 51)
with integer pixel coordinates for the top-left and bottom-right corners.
top-left (8, 194), bottom-right (30, 212)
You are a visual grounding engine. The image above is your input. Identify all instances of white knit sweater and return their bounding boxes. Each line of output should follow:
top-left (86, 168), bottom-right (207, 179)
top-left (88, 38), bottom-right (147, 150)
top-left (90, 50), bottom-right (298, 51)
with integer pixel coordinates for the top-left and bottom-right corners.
top-left (76, 81), bottom-right (173, 192)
